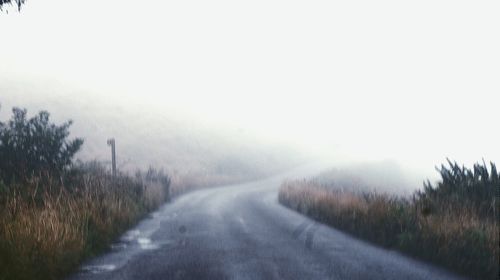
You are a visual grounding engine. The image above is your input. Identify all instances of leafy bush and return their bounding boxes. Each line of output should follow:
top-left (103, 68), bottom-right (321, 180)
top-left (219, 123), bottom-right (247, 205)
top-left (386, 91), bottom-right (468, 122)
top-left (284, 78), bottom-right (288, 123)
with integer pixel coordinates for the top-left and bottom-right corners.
top-left (0, 107), bottom-right (83, 185)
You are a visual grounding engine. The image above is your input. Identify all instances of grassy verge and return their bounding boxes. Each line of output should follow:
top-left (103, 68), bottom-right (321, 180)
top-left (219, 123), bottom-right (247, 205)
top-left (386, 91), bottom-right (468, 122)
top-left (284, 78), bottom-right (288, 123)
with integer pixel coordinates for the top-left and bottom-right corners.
top-left (278, 161), bottom-right (499, 279)
top-left (0, 163), bottom-right (170, 280)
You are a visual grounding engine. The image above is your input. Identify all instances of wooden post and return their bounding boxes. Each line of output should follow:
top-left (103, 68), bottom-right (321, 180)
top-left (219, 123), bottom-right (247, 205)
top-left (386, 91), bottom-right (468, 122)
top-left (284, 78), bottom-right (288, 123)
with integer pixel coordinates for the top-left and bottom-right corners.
top-left (107, 138), bottom-right (116, 177)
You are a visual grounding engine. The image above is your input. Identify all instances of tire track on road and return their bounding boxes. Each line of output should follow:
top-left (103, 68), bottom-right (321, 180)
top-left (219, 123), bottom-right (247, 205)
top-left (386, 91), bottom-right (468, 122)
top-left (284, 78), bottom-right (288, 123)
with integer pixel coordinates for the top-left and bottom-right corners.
top-left (305, 223), bottom-right (319, 250)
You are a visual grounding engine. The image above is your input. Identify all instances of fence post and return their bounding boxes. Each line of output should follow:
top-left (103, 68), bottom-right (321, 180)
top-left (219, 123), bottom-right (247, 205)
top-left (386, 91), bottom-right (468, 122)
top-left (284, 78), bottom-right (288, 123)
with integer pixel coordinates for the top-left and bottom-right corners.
top-left (107, 138), bottom-right (116, 177)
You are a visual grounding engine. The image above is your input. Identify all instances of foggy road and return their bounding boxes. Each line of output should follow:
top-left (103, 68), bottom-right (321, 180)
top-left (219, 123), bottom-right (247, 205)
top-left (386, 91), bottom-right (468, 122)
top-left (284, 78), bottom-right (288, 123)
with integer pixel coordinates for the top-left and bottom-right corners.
top-left (69, 168), bottom-right (465, 280)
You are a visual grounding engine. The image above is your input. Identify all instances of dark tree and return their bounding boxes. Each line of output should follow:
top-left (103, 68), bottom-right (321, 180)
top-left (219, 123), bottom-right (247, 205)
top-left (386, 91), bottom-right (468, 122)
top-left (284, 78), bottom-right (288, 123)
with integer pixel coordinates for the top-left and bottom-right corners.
top-left (0, 0), bottom-right (25, 11)
top-left (0, 107), bottom-right (84, 184)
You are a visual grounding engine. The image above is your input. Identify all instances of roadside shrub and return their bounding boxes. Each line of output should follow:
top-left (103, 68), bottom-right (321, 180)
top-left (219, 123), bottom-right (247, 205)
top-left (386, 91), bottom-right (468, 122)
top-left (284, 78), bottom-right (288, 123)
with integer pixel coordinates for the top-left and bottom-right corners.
top-left (137, 167), bottom-right (172, 202)
top-left (416, 159), bottom-right (498, 220)
top-left (0, 107), bottom-right (83, 185)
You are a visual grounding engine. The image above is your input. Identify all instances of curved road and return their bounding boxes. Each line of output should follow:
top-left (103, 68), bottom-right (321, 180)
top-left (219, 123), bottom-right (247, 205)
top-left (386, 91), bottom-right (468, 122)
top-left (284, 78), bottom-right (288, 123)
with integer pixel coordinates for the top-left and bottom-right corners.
top-left (70, 167), bottom-right (465, 280)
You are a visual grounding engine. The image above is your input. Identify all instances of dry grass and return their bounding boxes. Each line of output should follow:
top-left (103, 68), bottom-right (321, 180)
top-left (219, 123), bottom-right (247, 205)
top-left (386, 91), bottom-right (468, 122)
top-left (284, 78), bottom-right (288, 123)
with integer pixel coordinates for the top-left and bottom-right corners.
top-left (0, 166), bottom-right (170, 280)
top-left (279, 180), bottom-right (499, 279)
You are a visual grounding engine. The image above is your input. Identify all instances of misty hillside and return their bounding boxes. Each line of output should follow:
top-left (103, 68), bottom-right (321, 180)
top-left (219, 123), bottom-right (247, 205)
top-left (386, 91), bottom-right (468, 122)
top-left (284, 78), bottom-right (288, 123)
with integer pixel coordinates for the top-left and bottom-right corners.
top-left (314, 160), bottom-right (420, 194)
top-left (0, 81), bottom-right (304, 191)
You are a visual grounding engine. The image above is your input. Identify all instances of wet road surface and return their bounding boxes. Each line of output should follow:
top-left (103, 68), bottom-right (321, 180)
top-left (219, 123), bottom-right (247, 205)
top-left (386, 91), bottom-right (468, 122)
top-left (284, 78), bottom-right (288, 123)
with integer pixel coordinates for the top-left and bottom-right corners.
top-left (69, 167), bottom-right (465, 280)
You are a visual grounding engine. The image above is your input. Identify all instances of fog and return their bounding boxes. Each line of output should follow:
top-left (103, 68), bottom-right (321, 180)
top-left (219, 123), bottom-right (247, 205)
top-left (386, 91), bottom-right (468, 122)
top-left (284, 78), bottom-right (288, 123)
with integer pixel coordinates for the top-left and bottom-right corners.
top-left (1, 0), bottom-right (499, 189)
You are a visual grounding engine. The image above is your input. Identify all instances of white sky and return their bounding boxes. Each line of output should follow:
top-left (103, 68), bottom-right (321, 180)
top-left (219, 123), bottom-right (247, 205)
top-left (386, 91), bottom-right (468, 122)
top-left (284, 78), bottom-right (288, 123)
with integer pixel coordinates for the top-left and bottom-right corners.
top-left (1, 0), bottom-right (499, 174)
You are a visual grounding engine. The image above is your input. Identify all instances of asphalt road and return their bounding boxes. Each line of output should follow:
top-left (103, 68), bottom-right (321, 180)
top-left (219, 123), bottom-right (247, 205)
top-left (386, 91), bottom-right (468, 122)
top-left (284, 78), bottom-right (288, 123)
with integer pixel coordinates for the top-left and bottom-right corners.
top-left (69, 166), bottom-right (465, 280)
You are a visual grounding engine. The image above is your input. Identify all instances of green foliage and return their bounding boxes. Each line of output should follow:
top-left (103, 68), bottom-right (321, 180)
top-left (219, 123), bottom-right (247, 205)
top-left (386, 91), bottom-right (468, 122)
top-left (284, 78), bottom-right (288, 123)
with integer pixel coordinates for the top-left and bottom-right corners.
top-left (0, 107), bottom-right (83, 185)
top-left (416, 159), bottom-right (499, 220)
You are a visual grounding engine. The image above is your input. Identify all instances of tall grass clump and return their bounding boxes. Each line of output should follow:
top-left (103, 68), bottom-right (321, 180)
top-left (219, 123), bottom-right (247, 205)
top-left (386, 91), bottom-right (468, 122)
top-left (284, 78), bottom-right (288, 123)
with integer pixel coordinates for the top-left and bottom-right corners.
top-left (0, 164), bottom-right (171, 280)
top-left (279, 160), bottom-right (499, 279)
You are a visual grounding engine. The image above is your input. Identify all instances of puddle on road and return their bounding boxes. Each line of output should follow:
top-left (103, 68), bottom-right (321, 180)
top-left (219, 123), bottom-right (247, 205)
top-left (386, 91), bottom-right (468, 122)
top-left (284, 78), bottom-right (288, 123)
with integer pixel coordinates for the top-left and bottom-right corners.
top-left (137, 237), bottom-right (160, 250)
top-left (80, 264), bottom-right (117, 274)
top-left (121, 229), bottom-right (141, 242)
top-left (137, 237), bottom-right (151, 245)
top-left (78, 210), bottom-right (173, 275)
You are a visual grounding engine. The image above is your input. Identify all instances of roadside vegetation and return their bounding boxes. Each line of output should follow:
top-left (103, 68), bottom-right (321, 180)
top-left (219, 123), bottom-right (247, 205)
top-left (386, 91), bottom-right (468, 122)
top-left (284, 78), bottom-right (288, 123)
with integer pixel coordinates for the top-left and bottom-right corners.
top-left (0, 107), bottom-right (171, 280)
top-left (279, 160), bottom-right (499, 279)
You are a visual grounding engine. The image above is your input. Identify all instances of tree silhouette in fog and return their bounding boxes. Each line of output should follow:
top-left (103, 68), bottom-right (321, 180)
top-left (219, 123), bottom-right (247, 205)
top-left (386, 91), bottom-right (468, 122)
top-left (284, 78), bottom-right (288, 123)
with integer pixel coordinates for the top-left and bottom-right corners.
top-left (0, 0), bottom-right (25, 11)
top-left (0, 107), bottom-right (83, 184)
